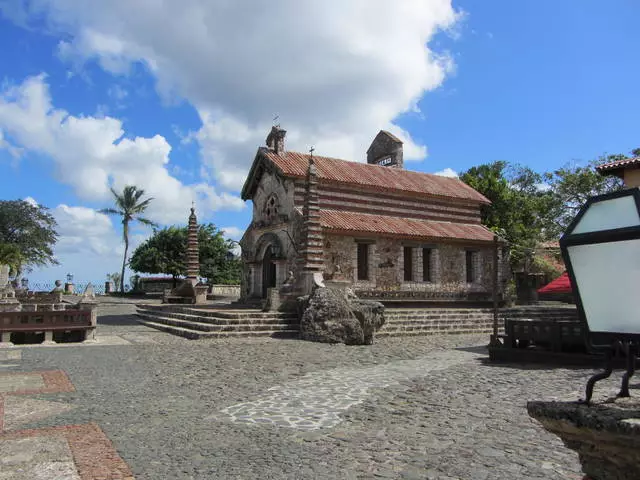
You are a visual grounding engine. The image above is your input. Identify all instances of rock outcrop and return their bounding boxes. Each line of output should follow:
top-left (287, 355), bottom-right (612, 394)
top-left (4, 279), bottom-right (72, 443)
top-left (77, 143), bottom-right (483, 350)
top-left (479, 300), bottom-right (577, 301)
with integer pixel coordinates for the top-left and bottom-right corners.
top-left (298, 285), bottom-right (385, 345)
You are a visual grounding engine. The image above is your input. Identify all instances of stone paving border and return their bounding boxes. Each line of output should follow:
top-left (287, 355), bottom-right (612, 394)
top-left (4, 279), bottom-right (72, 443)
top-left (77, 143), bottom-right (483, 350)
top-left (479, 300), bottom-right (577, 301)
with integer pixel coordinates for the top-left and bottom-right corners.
top-left (0, 395), bottom-right (4, 431)
top-left (0, 423), bottom-right (135, 480)
top-left (0, 369), bottom-right (75, 396)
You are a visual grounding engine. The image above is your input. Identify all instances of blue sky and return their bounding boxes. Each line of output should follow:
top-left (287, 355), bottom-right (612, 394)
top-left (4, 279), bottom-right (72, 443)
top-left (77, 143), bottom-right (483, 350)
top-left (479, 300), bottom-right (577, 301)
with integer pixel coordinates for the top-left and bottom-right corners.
top-left (0, 0), bottom-right (638, 285)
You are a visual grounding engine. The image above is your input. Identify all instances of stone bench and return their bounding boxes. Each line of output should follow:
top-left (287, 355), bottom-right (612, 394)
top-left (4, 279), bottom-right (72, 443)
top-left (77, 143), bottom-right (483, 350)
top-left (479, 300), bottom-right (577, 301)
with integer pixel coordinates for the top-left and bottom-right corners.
top-left (0, 309), bottom-right (96, 345)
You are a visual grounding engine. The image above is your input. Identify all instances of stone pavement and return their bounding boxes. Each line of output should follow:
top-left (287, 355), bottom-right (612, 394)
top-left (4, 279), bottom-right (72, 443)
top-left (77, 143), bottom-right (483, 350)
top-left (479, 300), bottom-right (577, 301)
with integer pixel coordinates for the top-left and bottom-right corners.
top-left (1, 298), bottom-right (631, 479)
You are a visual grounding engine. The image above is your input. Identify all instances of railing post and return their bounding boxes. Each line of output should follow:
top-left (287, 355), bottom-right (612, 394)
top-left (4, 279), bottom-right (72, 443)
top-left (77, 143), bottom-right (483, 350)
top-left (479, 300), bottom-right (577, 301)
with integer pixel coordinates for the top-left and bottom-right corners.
top-left (490, 235), bottom-right (501, 346)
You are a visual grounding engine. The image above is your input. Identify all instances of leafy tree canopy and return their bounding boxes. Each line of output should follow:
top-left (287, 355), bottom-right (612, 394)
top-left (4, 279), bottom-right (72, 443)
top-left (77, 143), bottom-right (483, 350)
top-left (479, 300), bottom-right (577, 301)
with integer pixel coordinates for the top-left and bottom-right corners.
top-left (130, 223), bottom-right (241, 285)
top-left (0, 200), bottom-right (58, 276)
top-left (460, 162), bottom-right (555, 267)
top-left (543, 154), bottom-right (625, 234)
top-left (460, 150), bottom-right (634, 272)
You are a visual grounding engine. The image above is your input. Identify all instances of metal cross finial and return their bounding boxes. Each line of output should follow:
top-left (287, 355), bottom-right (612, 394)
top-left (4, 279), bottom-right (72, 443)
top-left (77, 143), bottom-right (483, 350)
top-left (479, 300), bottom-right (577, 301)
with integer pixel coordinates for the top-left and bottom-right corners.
top-left (309, 146), bottom-right (315, 158)
top-left (273, 115), bottom-right (280, 127)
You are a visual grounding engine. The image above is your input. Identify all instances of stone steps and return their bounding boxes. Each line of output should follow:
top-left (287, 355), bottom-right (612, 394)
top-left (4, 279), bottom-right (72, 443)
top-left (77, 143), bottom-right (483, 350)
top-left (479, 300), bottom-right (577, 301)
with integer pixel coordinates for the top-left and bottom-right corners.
top-left (136, 313), bottom-right (298, 333)
top-left (136, 308), bottom-right (298, 326)
top-left (381, 308), bottom-right (495, 336)
top-left (137, 317), bottom-right (299, 340)
top-left (137, 304), bottom-right (296, 321)
top-left (135, 304), bottom-right (300, 340)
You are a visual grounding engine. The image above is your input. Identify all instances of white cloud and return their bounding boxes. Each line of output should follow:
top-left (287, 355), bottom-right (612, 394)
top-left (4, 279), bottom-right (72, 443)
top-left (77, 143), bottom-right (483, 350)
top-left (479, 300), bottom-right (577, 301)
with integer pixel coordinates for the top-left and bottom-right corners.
top-left (433, 167), bottom-right (458, 178)
top-left (23, 196), bottom-right (38, 207)
top-left (7, 0), bottom-right (461, 191)
top-left (0, 129), bottom-right (24, 160)
top-left (0, 75), bottom-right (245, 224)
top-left (221, 226), bottom-right (243, 241)
top-left (26, 202), bottom-right (155, 283)
top-left (52, 204), bottom-right (119, 257)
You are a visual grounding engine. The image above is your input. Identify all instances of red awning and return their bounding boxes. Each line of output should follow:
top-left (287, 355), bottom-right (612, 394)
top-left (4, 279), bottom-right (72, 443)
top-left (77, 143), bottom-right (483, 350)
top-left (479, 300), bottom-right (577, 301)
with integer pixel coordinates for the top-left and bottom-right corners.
top-left (537, 272), bottom-right (573, 294)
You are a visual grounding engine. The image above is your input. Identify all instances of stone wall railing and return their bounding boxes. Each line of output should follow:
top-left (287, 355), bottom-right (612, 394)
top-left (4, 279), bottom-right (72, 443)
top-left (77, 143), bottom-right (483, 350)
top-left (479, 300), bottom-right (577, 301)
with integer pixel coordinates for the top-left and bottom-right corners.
top-left (209, 285), bottom-right (241, 298)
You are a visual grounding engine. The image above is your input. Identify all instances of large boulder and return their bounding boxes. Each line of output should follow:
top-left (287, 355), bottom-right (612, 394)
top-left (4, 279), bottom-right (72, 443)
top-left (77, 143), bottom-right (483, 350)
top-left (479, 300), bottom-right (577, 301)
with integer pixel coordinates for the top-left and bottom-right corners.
top-left (298, 286), bottom-right (385, 345)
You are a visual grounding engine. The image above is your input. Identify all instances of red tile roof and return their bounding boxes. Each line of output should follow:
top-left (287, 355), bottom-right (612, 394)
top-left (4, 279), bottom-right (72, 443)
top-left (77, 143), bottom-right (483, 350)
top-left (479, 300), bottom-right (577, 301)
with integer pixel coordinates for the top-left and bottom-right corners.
top-left (319, 210), bottom-right (496, 242)
top-left (596, 157), bottom-right (640, 174)
top-left (537, 272), bottom-right (573, 294)
top-left (261, 150), bottom-right (490, 204)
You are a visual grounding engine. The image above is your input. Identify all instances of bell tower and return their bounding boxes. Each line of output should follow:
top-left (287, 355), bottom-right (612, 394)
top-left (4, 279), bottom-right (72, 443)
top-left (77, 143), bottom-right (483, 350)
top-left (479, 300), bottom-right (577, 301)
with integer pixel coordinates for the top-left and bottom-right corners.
top-left (366, 130), bottom-right (404, 169)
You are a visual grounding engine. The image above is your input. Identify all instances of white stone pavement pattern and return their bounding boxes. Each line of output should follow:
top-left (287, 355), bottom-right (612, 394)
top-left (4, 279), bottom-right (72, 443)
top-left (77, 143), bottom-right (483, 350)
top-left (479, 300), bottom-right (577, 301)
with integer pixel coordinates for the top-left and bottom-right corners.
top-left (3, 298), bottom-right (627, 479)
top-left (216, 350), bottom-right (479, 430)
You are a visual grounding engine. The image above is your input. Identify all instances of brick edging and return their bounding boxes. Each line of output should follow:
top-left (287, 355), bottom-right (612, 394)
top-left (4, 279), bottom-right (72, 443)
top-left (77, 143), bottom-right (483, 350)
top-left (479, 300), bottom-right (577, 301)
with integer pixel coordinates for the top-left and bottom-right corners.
top-left (0, 422), bottom-right (135, 480)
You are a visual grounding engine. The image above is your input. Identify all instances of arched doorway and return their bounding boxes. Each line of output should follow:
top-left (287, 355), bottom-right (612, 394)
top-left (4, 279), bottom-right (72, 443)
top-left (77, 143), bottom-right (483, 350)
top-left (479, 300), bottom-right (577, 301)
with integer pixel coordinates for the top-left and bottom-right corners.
top-left (262, 245), bottom-right (277, 298)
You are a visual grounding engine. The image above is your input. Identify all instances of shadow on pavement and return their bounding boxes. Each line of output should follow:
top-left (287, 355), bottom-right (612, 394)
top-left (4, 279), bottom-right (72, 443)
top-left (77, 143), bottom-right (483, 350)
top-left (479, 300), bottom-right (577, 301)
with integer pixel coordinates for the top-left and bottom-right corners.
top-left (97, 314), bottom-right (140, 326)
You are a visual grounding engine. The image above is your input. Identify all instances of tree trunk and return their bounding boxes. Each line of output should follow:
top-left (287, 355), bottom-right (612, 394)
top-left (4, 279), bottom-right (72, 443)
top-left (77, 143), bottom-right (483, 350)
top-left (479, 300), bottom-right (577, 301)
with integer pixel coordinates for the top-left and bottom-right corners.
top-left (120, 221), bottom-right (129, 294)
top-left (172, 275), bottom-right (178, 288)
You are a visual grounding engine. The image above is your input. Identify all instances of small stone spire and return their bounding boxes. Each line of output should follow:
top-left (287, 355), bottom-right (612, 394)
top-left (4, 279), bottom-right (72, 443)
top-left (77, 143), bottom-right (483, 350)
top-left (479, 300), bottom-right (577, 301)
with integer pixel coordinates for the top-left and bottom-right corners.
top-left (186, 205), bottom-right (200, 285)
top-left (298, 147), bottom-right (323, 275)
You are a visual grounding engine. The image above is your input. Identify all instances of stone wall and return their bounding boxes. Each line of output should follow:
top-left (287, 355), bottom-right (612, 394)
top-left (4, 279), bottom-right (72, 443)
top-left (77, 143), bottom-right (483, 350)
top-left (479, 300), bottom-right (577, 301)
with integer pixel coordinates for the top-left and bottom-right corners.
top-left (322, 234), bottom-right (498, 296)
top-left (209, 285), bottom-right (241, 298)
top-left (0, 265), bottom-right (9, 288)
top-left (240, 170), bottom-right (300, 299)
top-left (139, 279), bottom-right (174, 293)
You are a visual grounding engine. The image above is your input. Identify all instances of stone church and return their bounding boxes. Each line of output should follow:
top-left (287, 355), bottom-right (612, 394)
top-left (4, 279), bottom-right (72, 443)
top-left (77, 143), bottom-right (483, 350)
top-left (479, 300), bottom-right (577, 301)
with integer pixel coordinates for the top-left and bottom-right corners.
top-left (240, 127), bottom-right (504, 306)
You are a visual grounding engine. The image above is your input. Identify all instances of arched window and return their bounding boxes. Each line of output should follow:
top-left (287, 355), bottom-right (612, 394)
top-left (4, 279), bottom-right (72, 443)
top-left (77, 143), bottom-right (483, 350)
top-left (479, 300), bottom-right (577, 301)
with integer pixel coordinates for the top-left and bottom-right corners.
top-left (263, 194), bottom-right (279, 222)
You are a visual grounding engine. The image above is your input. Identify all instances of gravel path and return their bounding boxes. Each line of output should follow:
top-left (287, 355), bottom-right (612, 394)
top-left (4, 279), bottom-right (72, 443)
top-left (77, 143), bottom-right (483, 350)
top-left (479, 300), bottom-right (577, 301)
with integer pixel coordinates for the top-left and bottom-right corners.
top-left (1, 301), bottom-right (605, 479)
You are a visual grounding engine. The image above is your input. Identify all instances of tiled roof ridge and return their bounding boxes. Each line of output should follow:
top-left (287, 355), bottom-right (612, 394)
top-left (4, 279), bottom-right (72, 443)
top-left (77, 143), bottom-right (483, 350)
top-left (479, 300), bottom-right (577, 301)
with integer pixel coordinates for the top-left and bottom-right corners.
top-left (262, 149), bottom-right (490, 204)
top-left (320, 208), bottom-right (474, 226)
top-left (318, 209), bottom-right (496, 243)
top-left (596, 156), bottom-right (640, 172)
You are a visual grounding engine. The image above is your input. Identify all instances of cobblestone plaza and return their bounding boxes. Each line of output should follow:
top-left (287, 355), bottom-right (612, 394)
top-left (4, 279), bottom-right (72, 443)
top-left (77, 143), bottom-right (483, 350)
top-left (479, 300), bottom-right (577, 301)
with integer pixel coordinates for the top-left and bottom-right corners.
top-left (1, 299), bottom-right (624, 479)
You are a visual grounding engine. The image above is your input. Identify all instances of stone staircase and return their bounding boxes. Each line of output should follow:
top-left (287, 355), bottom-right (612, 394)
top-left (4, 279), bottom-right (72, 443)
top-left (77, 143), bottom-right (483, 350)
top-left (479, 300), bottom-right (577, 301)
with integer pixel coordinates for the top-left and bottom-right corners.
top-left (136, 303), bottom-right (578, 340)
top-left (378, 305), bottom-right (577, 337)
top-left (379, 308), bottom-right (497, 337)
top-left (135, 304), bottom-right (299, 339)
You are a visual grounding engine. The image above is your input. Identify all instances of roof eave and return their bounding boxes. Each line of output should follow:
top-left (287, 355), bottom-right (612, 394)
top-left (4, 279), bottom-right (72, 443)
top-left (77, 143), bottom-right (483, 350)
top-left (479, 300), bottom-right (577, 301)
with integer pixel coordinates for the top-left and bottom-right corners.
top-left (241, 148), bottom-right (281, 200)
top-left (321, 226), bottom-right (499, 245)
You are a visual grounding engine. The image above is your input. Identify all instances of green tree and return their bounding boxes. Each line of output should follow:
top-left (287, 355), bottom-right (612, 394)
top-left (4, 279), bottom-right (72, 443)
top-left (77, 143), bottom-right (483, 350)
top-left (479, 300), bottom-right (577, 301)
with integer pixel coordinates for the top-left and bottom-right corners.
top-left (99, 186), bottom-right (157, 293)
top-left (129, 226), bottom-right (186, 287)
top-left (0, 243), bottom-right (23, 277)
top-left (544, 153), bottom-right (626, 235)
top-left (0, 200), bottom-right (58, 276)
top-left (129, 223), bottom-right (241, 285)
top-left (460, 161), bottom-right (556, 270)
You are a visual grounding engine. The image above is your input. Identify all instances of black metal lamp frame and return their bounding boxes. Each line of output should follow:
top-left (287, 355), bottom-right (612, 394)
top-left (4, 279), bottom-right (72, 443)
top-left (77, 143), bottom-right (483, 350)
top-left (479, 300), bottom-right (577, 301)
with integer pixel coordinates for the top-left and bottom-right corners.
top-left (560, 188), bottom-right (640, 405)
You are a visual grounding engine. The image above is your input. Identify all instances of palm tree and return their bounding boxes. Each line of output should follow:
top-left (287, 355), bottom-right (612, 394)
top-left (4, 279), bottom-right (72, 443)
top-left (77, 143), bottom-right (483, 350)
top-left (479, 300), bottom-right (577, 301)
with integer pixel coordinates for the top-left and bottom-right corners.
top-left (100, 186), bottom-right (157, 293)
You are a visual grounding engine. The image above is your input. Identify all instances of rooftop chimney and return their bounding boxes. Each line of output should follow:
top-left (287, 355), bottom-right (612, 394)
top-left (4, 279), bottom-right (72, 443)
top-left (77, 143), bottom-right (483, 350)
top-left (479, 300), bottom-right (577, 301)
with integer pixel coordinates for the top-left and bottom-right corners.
top-left (266, 126), bottom-right (287, 155)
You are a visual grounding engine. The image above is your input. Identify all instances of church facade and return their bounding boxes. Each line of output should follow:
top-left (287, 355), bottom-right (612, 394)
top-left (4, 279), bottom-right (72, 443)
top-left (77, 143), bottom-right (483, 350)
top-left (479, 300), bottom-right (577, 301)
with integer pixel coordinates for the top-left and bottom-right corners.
top-left (240, 127), bottom-right (504, 304)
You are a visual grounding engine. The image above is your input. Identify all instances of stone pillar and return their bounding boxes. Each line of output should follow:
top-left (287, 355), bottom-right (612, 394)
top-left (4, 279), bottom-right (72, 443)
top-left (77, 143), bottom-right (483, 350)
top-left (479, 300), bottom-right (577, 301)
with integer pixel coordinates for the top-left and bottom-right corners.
top-left (296, 153), bottom-right (324, 295)
top-left (186, 207), bottom-right (200, 286)
top-left (0, 264), bottom-right (9, 288)
top-left (43, 330), bottom-right (55, 344)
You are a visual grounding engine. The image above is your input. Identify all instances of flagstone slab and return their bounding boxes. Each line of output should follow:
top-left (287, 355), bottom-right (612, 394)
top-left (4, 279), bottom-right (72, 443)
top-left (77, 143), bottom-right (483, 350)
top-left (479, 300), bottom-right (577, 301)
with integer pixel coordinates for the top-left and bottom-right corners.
top-left (0, 370), bottom-right (74, 396)
top-left (2, 396), bottom-right (75, 431)
top-left (0, 423), bottom-right (134, 480)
